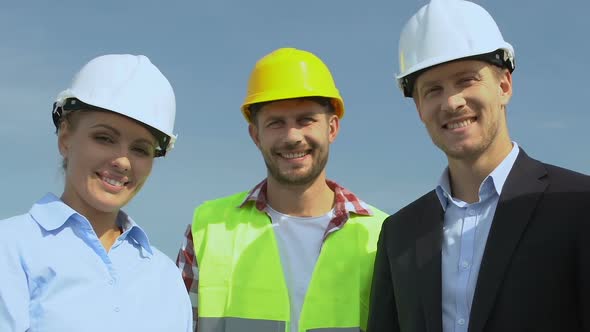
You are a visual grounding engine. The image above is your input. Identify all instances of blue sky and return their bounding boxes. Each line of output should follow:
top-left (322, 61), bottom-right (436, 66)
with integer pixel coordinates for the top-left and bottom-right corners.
top-left (1, 0), bottom-right (588, 259)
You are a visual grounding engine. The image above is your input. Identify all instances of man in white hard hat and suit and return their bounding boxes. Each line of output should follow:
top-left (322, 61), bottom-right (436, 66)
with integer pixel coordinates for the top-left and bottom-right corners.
top-left (368, 0), bottom-right (590, 331)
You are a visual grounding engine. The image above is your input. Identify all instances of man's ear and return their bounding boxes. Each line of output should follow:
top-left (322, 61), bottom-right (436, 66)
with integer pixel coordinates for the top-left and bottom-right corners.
top-left (248, 123), bottom-right (260, 148)
top-left (328, 114), bottom-right (340, 143)
top-left (499, 69), bottom-right (513, 106)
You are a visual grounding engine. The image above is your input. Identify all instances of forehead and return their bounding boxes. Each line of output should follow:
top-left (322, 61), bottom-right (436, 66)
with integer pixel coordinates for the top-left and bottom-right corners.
top-left (257, 99), bottom-right (327, 119)
top-left (416, 60), bottom-right (489, 86)
top-left (76, 111), bottom-right (156, 141)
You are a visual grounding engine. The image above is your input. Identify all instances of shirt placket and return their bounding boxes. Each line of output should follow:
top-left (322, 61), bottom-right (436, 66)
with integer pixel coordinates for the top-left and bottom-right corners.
top-left (77, 220), bottom-right (123, 322)
top-left (108, 238), bottom-right (124, 316)
top-left (455, 205), bottom-right (478, 331)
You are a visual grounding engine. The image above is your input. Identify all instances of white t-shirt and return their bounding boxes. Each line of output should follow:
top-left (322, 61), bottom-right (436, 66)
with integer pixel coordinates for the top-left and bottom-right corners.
top-left (266, 205), bottom-right (333, 332)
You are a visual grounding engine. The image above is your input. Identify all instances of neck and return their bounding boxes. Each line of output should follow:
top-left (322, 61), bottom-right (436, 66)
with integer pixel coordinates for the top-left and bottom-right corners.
top-left (88, 214), bottom-right (122, 252)
top-left (266, 173), bottom-right (334, 217)
top-left (60, 193), bottom-right (122, 252)
top-left (447, 138), bottom-right (513, 203)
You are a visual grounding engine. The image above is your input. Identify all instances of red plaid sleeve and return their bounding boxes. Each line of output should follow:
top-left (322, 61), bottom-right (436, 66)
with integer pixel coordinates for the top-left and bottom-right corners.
top-left (176, 224), bottom-right (199, 331)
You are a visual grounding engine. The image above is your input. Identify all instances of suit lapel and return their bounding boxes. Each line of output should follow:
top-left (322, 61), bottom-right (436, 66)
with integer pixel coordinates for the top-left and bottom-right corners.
top-left (415, 192), bottom-right (444, 332)
top-left (468, 150), bottom-right (548, 332)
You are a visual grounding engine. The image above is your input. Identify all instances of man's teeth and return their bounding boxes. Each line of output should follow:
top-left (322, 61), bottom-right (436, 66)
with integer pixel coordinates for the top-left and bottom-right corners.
top-left (447, 119), bottom-right (474, 129)
top-left (283, 152), bottom-right (307, 159)
top-left (103, 177), bottom-right (125, 187)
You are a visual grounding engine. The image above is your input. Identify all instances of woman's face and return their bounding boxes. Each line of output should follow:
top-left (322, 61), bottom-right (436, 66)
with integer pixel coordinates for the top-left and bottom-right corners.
top-left (58, 111), bottom-right (157, 218)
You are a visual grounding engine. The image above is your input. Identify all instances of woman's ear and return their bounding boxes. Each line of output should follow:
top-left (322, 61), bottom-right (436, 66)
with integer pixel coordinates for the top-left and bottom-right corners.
top-left (57, 121), bottom-right (71, 158)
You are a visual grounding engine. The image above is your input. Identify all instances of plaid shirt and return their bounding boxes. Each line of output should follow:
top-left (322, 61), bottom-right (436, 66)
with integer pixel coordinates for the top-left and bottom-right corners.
top-left (176, 179), bottom-right (375, 331)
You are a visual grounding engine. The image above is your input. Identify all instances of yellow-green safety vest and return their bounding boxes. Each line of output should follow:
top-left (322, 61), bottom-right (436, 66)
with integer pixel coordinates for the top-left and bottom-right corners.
top-left (192, 191), bottom-right (387, 332)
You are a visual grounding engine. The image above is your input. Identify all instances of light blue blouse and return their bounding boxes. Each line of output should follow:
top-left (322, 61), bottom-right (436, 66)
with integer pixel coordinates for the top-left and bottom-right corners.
top-left (0, 193), bottom-right (192, 332)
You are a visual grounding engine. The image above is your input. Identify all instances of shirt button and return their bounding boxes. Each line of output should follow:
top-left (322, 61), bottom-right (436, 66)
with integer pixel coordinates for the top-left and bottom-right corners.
top-left (108, 279), bottom-right (114, 285)
top-left (468, 209), bottom-right (476, 216)
top-left (114, 306), bottom-right (120, 312)
top-left (461, 261), bottom-right (470, 269)
top-left (458, 318), bottom-right (466, 325)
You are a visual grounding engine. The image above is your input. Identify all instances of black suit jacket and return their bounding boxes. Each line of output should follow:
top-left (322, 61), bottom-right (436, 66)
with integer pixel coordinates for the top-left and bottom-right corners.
top-left (367, 150), bottom-right (590, 331)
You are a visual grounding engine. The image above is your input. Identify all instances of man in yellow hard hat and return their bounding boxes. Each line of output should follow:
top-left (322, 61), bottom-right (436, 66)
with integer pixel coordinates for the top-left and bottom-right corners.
top-left (176, 47), bottom-right (388, 332)
top-left (368, 1), bottom-right (590, 331)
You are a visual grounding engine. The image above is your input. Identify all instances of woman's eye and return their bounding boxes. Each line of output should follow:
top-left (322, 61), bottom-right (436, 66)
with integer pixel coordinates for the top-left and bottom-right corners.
top-left (133, 147), bottom-right (148, 156)
top-left (95, 135), bottom-right (114, 143)
top-left (133, 146), bottom-right (155, 157)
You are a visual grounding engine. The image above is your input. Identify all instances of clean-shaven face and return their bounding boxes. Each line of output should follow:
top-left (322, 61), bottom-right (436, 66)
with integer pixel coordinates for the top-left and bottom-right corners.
top-left (59, 111), bottom-right (157, 217)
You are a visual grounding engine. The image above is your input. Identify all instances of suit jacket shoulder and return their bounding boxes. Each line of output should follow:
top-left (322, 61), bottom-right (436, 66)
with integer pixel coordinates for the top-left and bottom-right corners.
top-left (542, 162), bottom-right (590, 191)
top-left (384, 191), bottom-right (439, 228)
top-left (381, 190), bottom-right (443, 258)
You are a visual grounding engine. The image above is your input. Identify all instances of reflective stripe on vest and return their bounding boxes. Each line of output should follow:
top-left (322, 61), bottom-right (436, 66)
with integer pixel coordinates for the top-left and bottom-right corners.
top-left (199, 317), bottom-right (362, 332)
top-left (307, 328), bottom-right (363, 332)
top-left (193, 191), bottom-right (387, 332)
top-left (199, 317), bottom-right (286, 332)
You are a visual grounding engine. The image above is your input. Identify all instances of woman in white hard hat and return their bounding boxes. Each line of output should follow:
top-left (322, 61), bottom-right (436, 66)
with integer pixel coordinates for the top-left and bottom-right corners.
top-left (0, 54), bottom-right (192, 332)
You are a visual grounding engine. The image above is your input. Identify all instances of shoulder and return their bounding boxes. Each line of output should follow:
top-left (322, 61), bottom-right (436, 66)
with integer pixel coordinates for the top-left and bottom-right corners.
top-left (195, 190), bottom-right (250, 210)
top-left (192, 190), bottom-right (254, 224)
top-left (0, 213), bottom-right (41, 267)
top-left (382, 190), bottom-right (438, 231)
top-left (360, 204), bottom-right (390, 222)
top-left (516, 149), bottom-right (590, 191)
top-left (542, 162), bottom-right (590, 191)
top-left (537, 163), bottom-right (590, 211)
top-left (0, 212), bottom-right (38, 243)
top-left (365, 204), bottom-right (389, 217)
top-left (391, 190), bottom-right (438, 218)
top-left (140, 246), bottom-right (192, 311)
top-left (346, 204), bottom-right (390, 235)
top-left (147, 246), bottom-right (187, 282)
top-left (149, 246), bottom-right (179, 268)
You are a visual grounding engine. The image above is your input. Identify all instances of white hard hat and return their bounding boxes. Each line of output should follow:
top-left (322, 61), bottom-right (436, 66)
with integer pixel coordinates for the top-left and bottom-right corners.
top-left (52, 54), bottom-right (177, 157)
top-left (396, 0), bottom-right (515, 97)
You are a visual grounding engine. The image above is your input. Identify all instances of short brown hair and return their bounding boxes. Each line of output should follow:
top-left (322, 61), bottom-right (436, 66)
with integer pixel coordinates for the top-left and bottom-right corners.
top-left (248, 96), bottom-right (335, 124)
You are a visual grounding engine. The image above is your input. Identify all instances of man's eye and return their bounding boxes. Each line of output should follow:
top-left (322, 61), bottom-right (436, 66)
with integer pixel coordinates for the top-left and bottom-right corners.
top-left (267, 121), bottom-right (282, 128)
top-left (300, 117), bottom-right (315, 125)
top-left (459, 77), bottom-right (477, 84)
top-left (423, 87), bottom-right (440, 98)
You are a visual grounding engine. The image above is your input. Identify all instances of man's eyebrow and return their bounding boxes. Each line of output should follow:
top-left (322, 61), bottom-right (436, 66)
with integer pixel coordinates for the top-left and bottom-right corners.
top-left (419, 70), bottom-right (480, 88)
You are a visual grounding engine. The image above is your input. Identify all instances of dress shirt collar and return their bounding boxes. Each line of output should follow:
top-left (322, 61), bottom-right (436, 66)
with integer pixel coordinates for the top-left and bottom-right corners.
top-left (435, 142), bottom-right (520, 210)
top-left (30, 192), bottom-right (153, 255)
top-left (239, 178), bottom-right (374, 216)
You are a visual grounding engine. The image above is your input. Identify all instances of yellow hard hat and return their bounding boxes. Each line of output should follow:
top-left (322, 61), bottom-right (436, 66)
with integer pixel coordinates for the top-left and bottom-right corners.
top-left (241, 48), bottom-right (344, 123)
